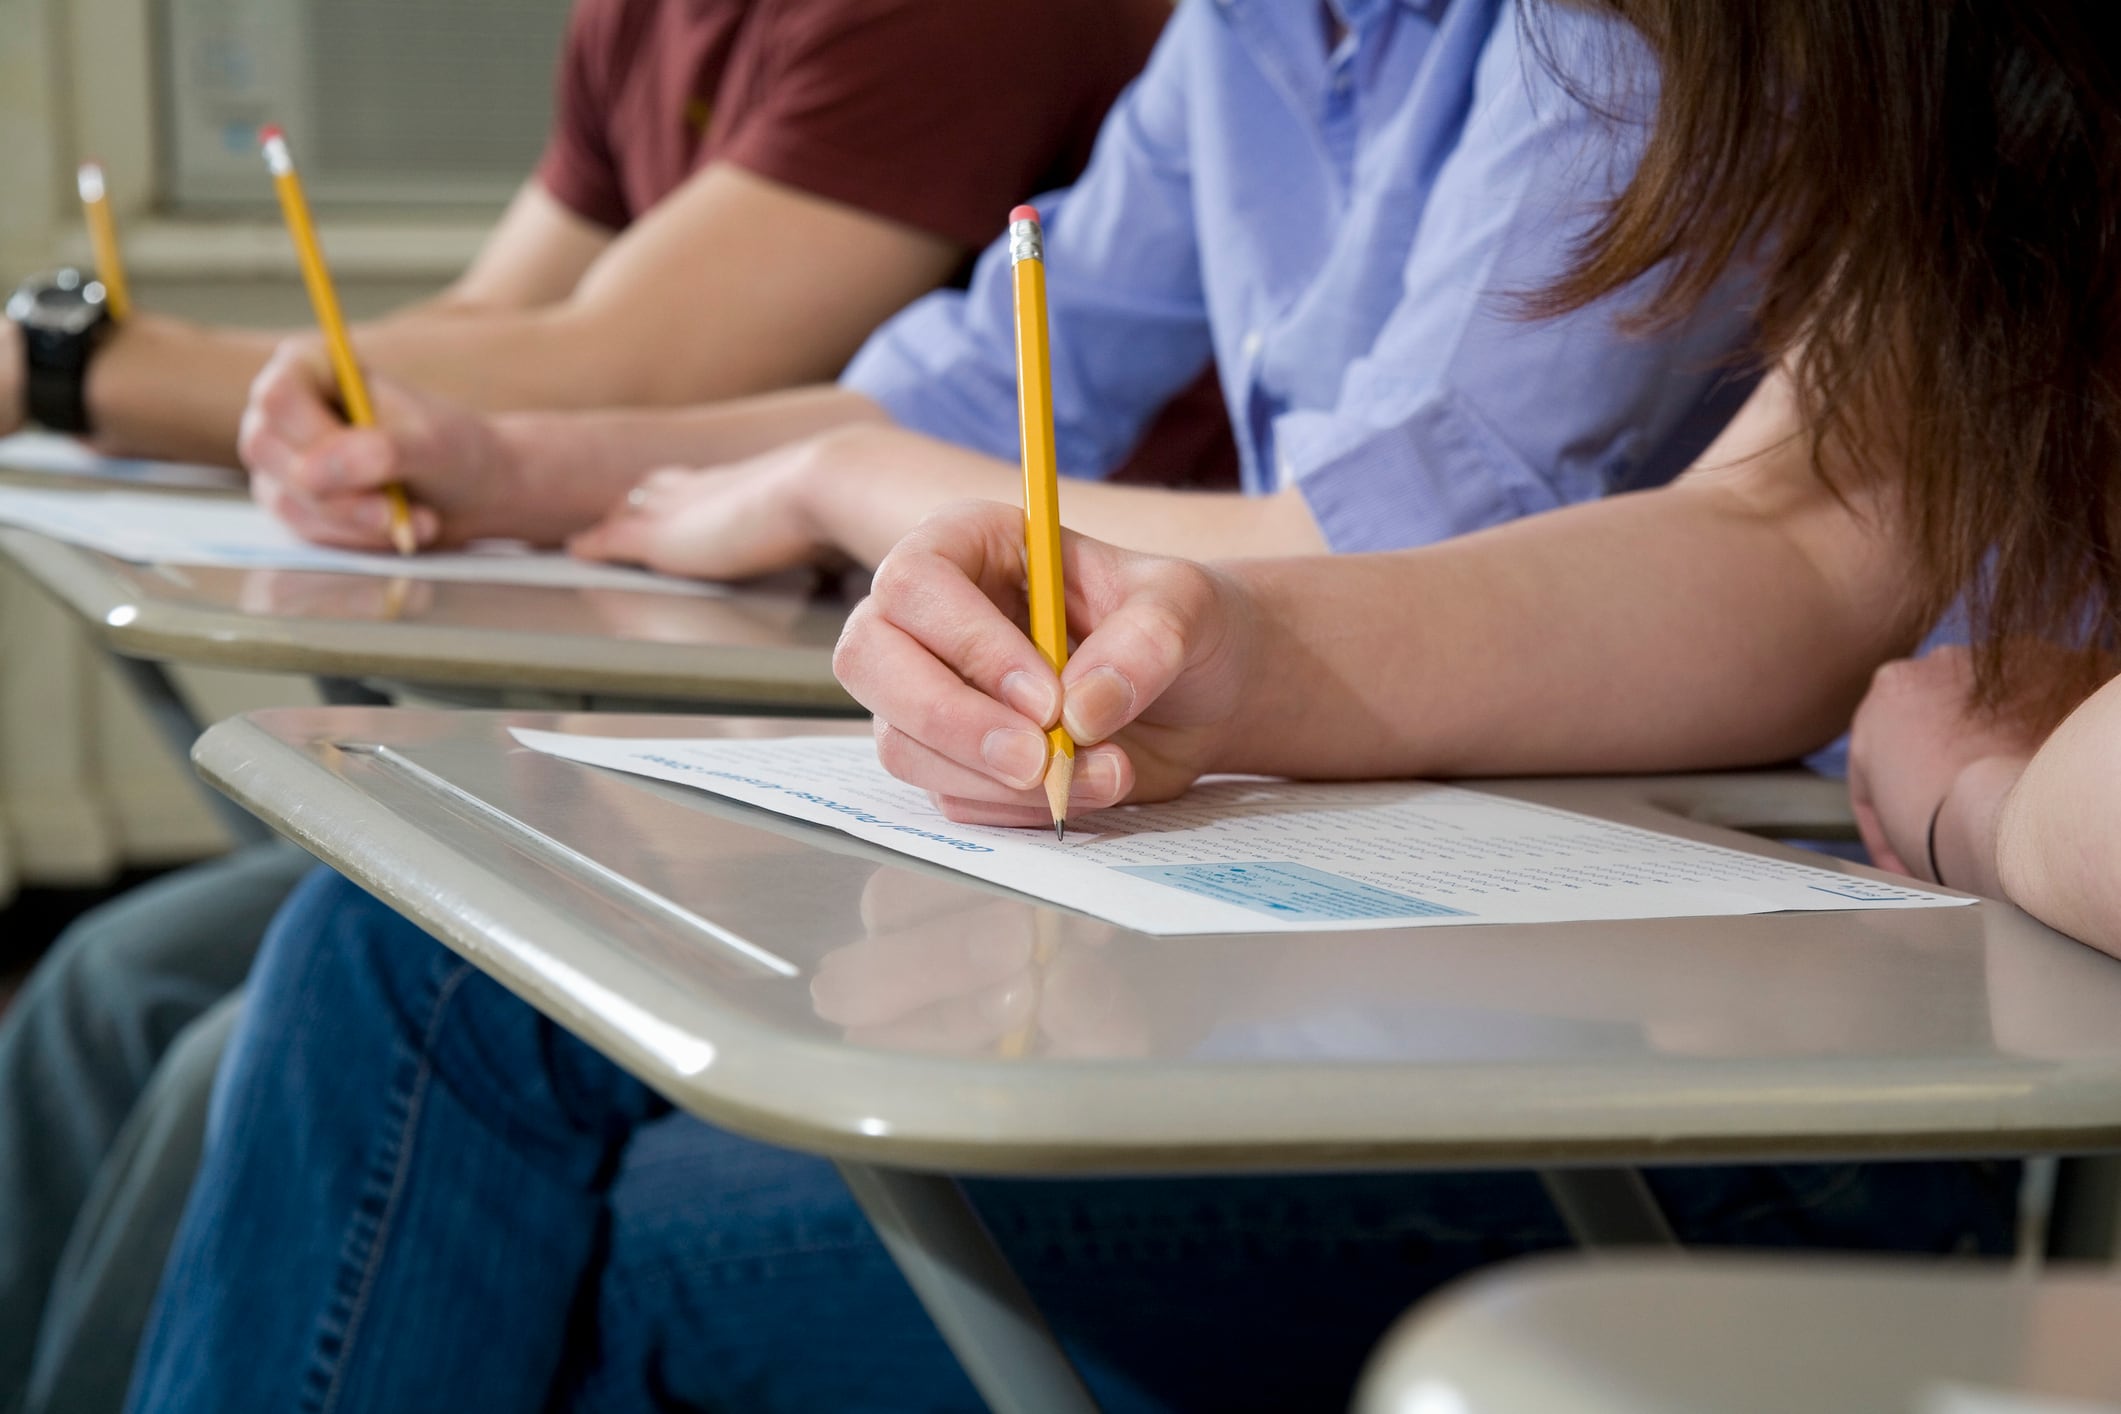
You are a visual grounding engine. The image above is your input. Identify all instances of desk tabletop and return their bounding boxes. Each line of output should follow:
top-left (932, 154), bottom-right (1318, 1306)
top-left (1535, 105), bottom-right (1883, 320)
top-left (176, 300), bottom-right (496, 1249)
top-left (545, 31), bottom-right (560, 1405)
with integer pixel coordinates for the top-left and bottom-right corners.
top-left (194, 707), bottom-right (2121, 1175)
top-left (1358, 1255), bottom-right (2121, 1414)
top-left (0, 529), bottom-right (856, 711)
top-left (0, 435), bottom-right (245, 492)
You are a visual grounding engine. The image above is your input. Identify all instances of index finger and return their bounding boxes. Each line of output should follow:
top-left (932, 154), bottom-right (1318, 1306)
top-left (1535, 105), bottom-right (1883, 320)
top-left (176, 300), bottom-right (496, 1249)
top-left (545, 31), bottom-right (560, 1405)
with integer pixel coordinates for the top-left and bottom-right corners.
top-left (247, 341), bottom-right (342, 453)
top-left (834, 504), bottom-right (1067, 787)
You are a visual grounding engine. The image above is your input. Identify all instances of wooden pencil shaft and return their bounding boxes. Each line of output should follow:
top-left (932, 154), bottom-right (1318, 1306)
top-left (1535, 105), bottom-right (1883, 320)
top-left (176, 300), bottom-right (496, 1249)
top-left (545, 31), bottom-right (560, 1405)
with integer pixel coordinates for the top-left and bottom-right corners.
top-left (266, 149), bottom-right (374, 428)
top-left (1012, 257), bottom-right (1067, 677)
top-left (78, 169), bottom-right (131, 322)
top-left (264, 133), bottom-right (412, 553)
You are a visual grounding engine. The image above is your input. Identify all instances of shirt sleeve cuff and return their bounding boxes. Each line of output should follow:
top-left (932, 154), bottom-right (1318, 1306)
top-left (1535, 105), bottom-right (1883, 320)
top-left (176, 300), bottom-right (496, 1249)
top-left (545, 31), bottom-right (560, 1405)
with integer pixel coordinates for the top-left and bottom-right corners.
top-left (840, 295), bottom-right (1022, 461)
top-left (534, 150), bottom-right (626, 233)
top-left (1280, 396), bottom-right (1568, 555)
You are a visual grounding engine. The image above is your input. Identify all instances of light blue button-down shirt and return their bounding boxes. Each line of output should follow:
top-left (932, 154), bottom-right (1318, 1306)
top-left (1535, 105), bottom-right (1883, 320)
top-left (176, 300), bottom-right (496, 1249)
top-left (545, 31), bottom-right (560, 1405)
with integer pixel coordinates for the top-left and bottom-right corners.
top-left (843, 0), bottom-right (1756, 553)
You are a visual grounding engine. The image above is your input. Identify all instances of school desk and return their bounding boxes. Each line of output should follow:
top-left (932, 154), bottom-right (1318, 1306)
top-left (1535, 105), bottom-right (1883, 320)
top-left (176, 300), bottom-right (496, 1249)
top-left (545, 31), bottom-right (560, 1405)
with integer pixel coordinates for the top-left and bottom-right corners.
top-left (1356, 1253), bottom-right (2121, 1414)
top-left (0, 435), bottom-right (243, 493)
top-left (0, 529), bottom-right (856, 712)
top-left (0, 518), bottom-right (855, 847)
top-left (188, 707), bottom-right (2121, 1414)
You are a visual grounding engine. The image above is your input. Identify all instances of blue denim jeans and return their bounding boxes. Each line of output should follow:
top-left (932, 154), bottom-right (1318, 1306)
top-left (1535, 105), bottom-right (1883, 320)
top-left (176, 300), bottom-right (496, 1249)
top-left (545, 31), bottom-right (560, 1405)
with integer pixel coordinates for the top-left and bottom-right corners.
top-left (128, 869), bottom-right (2016, 1414)
top-left (0, 842), bottom-right (311, 1414)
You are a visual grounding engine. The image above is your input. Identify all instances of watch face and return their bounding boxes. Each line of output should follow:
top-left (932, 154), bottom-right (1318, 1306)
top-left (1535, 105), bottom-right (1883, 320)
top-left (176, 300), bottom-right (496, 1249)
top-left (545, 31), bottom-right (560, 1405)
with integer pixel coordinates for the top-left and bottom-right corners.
top-left (6, 270), bottom-right (108, 336)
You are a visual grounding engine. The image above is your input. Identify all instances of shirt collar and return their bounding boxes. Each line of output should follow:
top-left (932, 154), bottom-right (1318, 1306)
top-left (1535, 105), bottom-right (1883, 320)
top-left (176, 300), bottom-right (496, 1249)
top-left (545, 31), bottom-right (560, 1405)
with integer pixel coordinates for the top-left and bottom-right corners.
top-left (1326, 0), bottom-right (1392, 33)
top-left (1330, 0), bottom-right (1445, 27)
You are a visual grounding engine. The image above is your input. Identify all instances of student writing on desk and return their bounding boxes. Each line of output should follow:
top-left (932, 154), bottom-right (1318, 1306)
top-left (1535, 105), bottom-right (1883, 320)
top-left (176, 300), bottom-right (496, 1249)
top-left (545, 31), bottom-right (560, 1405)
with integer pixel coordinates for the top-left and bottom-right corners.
top-left (1, 0), bottom-right (1179, 468)
top-left (0, 3), bottom-right (1173, 1411)
top-left (126, 3), bottom-right (2121, 1409)
top-left (236, 0), bottom-right (1753, 571)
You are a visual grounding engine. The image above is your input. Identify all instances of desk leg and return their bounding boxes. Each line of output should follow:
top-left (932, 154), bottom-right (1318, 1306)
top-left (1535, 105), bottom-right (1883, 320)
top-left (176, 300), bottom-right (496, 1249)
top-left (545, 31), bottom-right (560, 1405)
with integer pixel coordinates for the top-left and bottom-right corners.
top-left (1539, 1168), bottom-right (1679, 1248)
top-left (2047, 1155), bottom-right (2121, 1262)
top-left (835, 1162), bottom-right (1101, 1414)
top-left (111, 657), bottom-right (273, 848)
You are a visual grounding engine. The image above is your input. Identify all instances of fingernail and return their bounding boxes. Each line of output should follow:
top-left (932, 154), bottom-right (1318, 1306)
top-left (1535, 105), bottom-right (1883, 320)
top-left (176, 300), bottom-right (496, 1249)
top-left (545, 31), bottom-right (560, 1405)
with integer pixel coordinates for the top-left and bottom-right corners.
top-left (1077, 749), bottom-right (1123, 803)
top-left (981, 728), bottom-right (1048, 789)
top-left (998, 670), bottom-right (1057, 726)
top-left (1062, 666), bottom-right (1136, 744)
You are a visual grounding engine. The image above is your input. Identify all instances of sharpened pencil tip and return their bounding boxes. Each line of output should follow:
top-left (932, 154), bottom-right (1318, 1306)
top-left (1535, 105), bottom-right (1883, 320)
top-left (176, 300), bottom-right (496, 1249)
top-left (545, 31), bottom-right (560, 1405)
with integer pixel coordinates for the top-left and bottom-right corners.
top-left (1055, 820), bottom-right (1066, 842)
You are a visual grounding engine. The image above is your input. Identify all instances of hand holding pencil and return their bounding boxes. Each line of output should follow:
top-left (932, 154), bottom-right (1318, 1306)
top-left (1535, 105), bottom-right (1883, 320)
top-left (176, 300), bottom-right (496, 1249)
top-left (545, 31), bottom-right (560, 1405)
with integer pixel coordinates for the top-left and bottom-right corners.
top-left (260, 126), bottom-right (418, 556)
top-left (839, 498), bottom-right (1250, 821)
top-left (1009, 205), bottom-right (1076, 839)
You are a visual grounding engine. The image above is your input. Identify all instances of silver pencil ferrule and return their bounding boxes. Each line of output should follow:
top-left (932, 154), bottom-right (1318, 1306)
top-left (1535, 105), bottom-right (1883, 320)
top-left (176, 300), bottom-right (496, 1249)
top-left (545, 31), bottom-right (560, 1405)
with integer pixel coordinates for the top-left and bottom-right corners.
top-left (1009, 217), bottom-right (1043, 265)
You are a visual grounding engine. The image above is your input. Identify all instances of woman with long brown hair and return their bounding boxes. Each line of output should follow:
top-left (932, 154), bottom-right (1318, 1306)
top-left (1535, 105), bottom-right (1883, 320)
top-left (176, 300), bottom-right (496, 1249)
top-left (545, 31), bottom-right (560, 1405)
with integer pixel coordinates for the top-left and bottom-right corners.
top-left (842, 0), bottom-right (2121, 955)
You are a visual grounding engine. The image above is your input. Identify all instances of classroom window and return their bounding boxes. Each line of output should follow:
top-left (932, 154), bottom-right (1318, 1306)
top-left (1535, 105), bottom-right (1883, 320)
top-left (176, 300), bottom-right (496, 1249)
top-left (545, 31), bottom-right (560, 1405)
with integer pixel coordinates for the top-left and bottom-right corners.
top-left (158, 0), bottom-right (572, 212)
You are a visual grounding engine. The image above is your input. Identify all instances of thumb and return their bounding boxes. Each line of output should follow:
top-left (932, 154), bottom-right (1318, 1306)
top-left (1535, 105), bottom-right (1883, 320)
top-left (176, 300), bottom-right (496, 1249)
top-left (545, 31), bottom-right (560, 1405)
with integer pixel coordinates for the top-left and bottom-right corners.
top-left (1056, 547), bottom-right (1222, 745)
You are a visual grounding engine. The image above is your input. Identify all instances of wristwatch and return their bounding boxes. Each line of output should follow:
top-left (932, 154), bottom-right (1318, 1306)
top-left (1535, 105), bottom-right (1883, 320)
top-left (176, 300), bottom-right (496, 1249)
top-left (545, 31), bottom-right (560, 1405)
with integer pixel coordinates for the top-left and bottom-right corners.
top-left (6, 269), bottom-right (112, 434)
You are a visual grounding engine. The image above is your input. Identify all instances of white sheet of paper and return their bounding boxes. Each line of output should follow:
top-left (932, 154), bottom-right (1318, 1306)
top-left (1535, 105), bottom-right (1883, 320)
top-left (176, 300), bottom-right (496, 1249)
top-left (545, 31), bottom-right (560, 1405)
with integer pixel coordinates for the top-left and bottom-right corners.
top-left (0, 486), bottom-right (721, 596)
top-left (510, 731), bottom-right (1972, 936)
top-left (0, 432), bottom-right (243, 490)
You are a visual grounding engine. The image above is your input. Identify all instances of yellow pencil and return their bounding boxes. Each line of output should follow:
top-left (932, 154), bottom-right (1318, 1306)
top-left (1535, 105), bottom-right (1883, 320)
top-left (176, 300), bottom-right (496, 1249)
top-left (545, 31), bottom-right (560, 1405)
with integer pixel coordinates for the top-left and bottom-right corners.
top-left (1009, 204), bottom-right (1074, 839)
top-left (76, 162), bottom-right (132, 322)
top-left (260, 126), bottom-right (416, 556)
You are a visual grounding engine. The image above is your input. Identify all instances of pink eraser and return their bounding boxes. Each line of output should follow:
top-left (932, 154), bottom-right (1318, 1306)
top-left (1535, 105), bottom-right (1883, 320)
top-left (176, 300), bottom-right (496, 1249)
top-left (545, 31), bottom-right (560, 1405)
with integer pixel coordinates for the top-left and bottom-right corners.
top-left (260, 124), bottom-right (285, 145)
top-left (1009, 204), bottom-right (1040, 225)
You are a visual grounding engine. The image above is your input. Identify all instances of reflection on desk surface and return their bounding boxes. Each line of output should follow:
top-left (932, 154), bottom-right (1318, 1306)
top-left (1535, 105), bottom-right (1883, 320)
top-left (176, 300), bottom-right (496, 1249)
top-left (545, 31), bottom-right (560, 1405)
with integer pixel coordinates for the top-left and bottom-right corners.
top-left (288, 710), bottom-right (2121, 1071)
top-left (109, 558), bottom-right (852, 648)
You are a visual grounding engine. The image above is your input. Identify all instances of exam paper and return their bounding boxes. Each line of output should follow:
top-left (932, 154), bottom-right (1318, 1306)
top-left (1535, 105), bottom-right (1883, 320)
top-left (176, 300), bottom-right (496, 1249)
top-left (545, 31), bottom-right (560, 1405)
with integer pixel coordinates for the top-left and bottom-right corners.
top-left (511, 731), bottom-right (1972, 936)
top-left (0, 433), bottom-right (243, 491)
top-left (0, 486), bottom-right (721, 596)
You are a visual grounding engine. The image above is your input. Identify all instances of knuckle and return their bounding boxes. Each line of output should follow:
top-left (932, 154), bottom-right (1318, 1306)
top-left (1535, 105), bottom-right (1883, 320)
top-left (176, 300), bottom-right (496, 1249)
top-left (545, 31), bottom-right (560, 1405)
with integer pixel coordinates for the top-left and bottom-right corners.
top-left (867, 550), bottom-right (926, 610)
top-left (235, 417), bottom-right (272, 469)
top-left (831, 602), bottom-right (876, 679)
top-left (900, 690), bottom-right (955, 752)
top-left (872, 723), bottom-right (921, 780)
top-left (1128, 597), bottom-right (1195, 681)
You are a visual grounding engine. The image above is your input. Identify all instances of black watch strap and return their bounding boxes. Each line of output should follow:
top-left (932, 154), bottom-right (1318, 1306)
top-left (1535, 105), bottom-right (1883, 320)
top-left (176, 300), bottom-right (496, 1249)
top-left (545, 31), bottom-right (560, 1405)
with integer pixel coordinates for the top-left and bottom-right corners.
top-left (24, 347), bottom-right (93, 434)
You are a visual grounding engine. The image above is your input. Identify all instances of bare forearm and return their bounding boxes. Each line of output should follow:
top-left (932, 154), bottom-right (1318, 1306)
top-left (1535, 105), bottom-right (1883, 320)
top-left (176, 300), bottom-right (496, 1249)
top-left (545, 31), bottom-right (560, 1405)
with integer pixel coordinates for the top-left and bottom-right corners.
top-left (1060, 481), bottom-right (1327, 560)
top-left (345, 302), bottom-right (812, 414)
top-left (497, 386), bottom-right (887, 542)
top-left (1997, 678), bottom-right (2121, 957)
top-left (83, 301), bottom-right (643, 467)
top-left (799, 429), bottom-right (1329, 568)
top-left (86, 316), bottom-right (282, 464)
top-left (82, 289), bottom-right (861, 470)
top-left (1217, 470), bottom-right (1921, 781)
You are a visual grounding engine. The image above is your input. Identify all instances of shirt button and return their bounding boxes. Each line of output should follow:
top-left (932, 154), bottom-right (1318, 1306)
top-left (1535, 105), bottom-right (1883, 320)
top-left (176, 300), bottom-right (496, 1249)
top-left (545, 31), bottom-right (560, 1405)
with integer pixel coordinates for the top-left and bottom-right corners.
top-left (1241, 329), bottom-right (1263, 359)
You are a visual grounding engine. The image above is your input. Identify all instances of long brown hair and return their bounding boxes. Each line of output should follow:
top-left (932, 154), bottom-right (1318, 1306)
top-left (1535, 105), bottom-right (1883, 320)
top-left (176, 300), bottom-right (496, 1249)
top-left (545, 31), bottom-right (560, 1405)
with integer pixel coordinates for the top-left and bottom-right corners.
top-left (1536, 0), bottom-right (2121, 716)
